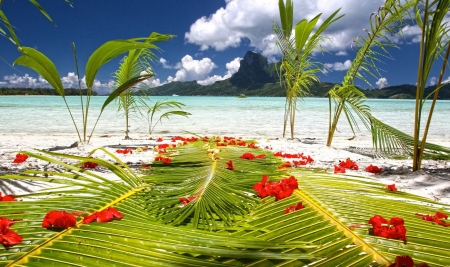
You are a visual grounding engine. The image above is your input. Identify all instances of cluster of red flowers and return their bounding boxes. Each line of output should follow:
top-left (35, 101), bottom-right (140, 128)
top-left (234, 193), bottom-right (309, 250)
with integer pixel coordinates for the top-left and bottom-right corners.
top-left (365, 164), bottom-right (382, 174)
top-left (368, 215), bottom-right (407, 242)
top-left (334, 158), bottom-right (359, 173)
top-left (239, 152), bottom-right (266, 160)
top-left (81, 161), bottom-right (98, 169)
top-left (385, 184), bottom-right (398, 191)
top-left (0, 217), bottom-right (22, 247)
top-left (154, 156), bottom-right (171, 164)
top-left (0, 192), bottom-right (16, 202)
top-left (12, 153), bottom-right (28, 164)
top-left (274, 152), bottom-right (314, 168)
top-left (226, 160), bottom-right (235, 170)
top-left (82, 207), bottom-right (123, 224)
top-left (156, 143), bottom-right (176, 154)
top-left (253, 175), bottom-right (298, 201)
top-left (171, 136), bottom-right (198, 145)
top-left (179, 195), bottom-right (197, 206)
top-left (116, 148), bottom-right (133, 154)
top-left (156, 137), bottom-right (164, 142)
top-left (284, 202), bottom-right (304, 214)
top-left (415, 211), bottom-right (449, 227)
top-left (388, 255), bottom-right (429, 267)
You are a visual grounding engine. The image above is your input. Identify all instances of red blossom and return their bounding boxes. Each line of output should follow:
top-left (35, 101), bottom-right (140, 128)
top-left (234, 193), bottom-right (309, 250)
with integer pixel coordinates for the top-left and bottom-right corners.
top-left (415, 211), bottom-right (450, 227)
top-left (226, 160), bottom-right (235, 170)
top-left (388, 255), bottom-right (429, 267)
top-left (253, 175), bottom-right (298, 200)
top-left (334, 165), bottom-right (346, 174)
top-left (368, 215), bottom-right (407, 242)
top-left (339, 158), bottom-right (359, 170)
top-left (386, 184), bottom-right (398, 191)
top-left (0, 217), bottom-right (22, 247)
top-left (0, 192), bottom-right (16, 202)
top-left (365, 164), bottom-right (382, 174)
top-left (12, 153), bottom-right (28, 164)
top-left (284, 202), bottom-right (305, 214)
top-left (156, 137), bottom-right (163, 142)
top-left (42, 210), bottom-right (77, 229)
top-left (162, 157), bottom-right (171, 164)
top-left (81, 161), bottom-right (98, 169)
top-left (240, 152), bottom-right (266, 160)
top-left (278, 162), bottom-right (292, 169)
top-left (141, 161), bottom-right (150, 169)
top-left (82, 207), bottom-right (123, 224)
top-left (116, 148), bottom-right (133, 154)
top-left (246, 142), bottom-right (258, 148)
top-left (179, 195), bottom-right (197, 206)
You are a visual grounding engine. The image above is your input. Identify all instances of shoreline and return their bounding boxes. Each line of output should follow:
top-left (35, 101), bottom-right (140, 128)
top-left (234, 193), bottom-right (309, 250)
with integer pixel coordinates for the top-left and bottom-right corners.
top-left (1, 133), bottom-right (450, 206)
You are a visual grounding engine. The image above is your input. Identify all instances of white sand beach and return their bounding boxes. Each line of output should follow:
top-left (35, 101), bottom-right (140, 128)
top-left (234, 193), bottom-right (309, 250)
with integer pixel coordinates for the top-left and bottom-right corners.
top-left (1, 133), bottom-right (449, 206)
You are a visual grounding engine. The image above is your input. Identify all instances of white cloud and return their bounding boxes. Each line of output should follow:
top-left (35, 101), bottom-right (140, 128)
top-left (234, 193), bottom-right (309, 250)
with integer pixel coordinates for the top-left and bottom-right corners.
top-left (185, 0), bottom-right (414, 58)
top-left (167, 55), bottom-right (217, 82)
top-left (324, 59), bottom-right (352, 71)
top-left (1, 73), bottom-right (112, 95)
top-left (197, 57), bottom-right (242, 85)
top-left (335, 51), bottom-right (348, 56)
top-left (430, 76), bottom-right (438, 86)
top-left (159, 58), bottom-right (181, 69)
top-left (376, 77), bottom-right (388, 89)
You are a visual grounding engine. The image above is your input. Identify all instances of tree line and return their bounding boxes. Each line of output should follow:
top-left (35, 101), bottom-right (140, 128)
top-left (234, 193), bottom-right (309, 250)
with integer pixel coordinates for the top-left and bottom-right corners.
top-left (0, 87), bottom-right (98, 96)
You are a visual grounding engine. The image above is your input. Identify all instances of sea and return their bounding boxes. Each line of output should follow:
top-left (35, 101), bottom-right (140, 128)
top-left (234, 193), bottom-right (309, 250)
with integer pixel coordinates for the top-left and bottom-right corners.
top-left (0, 95), bottom-right (449, 143)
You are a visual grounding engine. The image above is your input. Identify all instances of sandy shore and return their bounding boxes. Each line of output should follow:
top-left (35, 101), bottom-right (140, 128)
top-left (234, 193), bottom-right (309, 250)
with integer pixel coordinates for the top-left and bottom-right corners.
top-left (1, 133), bottom-right (449, 205)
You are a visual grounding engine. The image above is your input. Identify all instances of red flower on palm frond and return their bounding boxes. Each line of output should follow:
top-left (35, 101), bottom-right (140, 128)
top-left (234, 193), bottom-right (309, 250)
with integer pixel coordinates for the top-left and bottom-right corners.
top-left (253, 175), bottom-right (271, 198)
top-left (82, 207), bottom-right (123, 224)
top-left (366, 164), bottom-right (382, 174)
top-left (0, 192), bottom-right (16, 202)
top-left (12, 153), bottom-right (28, 164)
top-left (253, 175), bottom-right (298, 200)
top-left (247, 142), bottom-right (258, 149)
top-left (388, 255), bottom-right (429, 267)
top-left (226, 160), bottom-right (235, 170)
top-left (42, 210), bottom-right (77, 229)
top-left (81, 161), bottom-right (98, 169)
top-left (334, 165), bottom-right (346, 174)
top-left (368, 215), bottom-right (407, 242)
top-left (284, 202), bottom-right (305, 214)
top-left (162, 157), bottom-right (171, 164)
top-left (386, 184), bottom-right (398, 191)
top-left (278, 162), bottom-right (292, 169)
top-left (180, 195), bottom-right (197, 206)
top-left (415, 211), bottom-right (449, 227)
top-left (0, 217), bottom-right (22, 247)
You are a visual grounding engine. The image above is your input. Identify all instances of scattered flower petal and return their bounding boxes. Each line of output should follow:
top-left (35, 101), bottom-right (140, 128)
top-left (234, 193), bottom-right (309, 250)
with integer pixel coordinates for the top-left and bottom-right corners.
top-left (284, 202), bottom-right (305, 214)
top-left (0, 192), bottom-right (17, 202)
top-left (366, 164), bottom-right (382, 174)
top-left (368, 215), bottom-right (407, 242)
top-left (42, 210), bottom-right (77, 229)
top-left (12, 153), bottom-right (28, 164)
top-left (0, 217), bottom-right (22, 247)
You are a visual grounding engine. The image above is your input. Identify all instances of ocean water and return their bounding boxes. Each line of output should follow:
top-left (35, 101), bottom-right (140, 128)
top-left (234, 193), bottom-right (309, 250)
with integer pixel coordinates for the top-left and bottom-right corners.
top-left (0, 95), bottom-right (449, 143)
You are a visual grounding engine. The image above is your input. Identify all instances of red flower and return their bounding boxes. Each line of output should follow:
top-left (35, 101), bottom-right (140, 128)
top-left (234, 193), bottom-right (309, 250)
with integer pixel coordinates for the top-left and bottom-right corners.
top-left (278, 162), bottom-right (292, 169)
top-left (385, 184), bottom-right (397, 191)
top-left (339, 158), bottom-right (359, 170)
top-left (253, 175), bottom-right (271, 198)
top-left (81, 161), bottom-right (98, 169)
top-left (247, 142), bottom-right (258, 148)
top-left (284, 202), bottom-right (305, 214)
top-left (42, 210), bottom-right (77, 229)
top-left (365, 164), bottom-right (382, 173)
top-left (156, 137), bottom-right (163, 142)
top-left (162, 157), bottom-right (171, 164)
top-left (12, 153), bottom-right (28, 164)
top-left (141, 161), bottom-right (150, 169)
top-left (83, 207), bottom-right (123, 224)
top-left (180, 195), bottom-right (197, 206)
top-left (0, 192), bottom-right (16, 202)
top-left (334, 165), bottom-right (346, 174)
top-left (116, 148), bottom-right (133, 154)
top-left (415, 211), bottom-right (450, 227)
top-left (0, 217), bottom-right (22, 247)
top-left (368, 215), bottom-right (407, 242)
top-left (388, 255), bottom-right (429, 267)
top-left (226, 160), bottom-right (235, 170)
top-left (253, 175), bottom-right (298, 200)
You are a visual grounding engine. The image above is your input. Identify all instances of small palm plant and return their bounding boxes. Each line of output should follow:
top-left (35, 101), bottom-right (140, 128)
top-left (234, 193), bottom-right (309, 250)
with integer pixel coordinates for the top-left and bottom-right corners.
top-left (13, 33), bottom-right (174, 143)
top-left (112, 44), bottom-right (157, 140)
top-left (140, 99), bottom-right (191, 138)
top-left (412, 0), bottom-right (450, 170)
top-left (273, 0), bottom-right (343, 139)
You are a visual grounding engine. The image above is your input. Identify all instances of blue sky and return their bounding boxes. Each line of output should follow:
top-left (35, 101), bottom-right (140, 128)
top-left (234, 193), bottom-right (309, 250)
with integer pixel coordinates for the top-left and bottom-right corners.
top-left (0, 0), bottom-right (445, 94)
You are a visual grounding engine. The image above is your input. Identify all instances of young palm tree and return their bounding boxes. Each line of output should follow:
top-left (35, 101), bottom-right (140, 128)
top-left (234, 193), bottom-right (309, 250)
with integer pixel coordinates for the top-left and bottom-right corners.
top-left (412, 0), bottom-right (450, 170)
top-left (274, 0), bottom-right (343, 139)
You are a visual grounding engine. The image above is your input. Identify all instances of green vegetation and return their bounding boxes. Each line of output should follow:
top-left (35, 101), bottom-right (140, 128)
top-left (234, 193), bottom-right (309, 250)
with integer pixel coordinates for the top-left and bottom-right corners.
top-left (0, 87), bottom-right (97, 96)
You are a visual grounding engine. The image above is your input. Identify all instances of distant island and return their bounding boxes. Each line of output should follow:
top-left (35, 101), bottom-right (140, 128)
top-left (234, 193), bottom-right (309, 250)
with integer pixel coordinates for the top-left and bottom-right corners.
top-left (1, 51), bottom-right (449, 99)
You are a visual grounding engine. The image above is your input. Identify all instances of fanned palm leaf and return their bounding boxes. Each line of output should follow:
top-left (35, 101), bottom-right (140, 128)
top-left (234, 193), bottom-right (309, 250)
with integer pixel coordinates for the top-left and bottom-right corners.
top-left (2, 140), bottom-right (450, 266)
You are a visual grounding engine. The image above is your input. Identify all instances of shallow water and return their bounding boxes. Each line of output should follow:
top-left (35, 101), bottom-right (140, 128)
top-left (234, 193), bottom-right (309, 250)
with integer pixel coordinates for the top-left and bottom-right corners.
top-left (0, 95), bottom-right (448, 143)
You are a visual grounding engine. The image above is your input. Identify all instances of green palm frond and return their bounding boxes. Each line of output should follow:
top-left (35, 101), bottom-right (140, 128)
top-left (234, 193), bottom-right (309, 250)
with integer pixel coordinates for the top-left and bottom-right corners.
top-left (2, 139), bottom-right (450, 266)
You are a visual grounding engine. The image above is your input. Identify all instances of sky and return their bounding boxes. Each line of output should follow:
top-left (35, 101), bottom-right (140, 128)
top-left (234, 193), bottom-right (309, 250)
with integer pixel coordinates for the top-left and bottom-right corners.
top-left (0, 0), bottom-right (447, 95)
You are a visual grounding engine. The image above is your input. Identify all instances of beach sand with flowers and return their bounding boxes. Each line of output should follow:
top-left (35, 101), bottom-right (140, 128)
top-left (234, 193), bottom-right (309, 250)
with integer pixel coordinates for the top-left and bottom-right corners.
top-left (1, 133), bottom-right (449, 206)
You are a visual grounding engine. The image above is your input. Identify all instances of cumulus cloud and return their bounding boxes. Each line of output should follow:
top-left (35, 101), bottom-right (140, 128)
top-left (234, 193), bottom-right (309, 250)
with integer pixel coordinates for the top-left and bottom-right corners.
top-left (324, 59), bottom-right (352, 72)
top-left (167, 55), bottom-right (217, 83)
top-left (159, 58), bottom-right (181, 69)
top-left (197, 57), bottom-right (242, 85)
top-left (1, 73), bottom-right (112, 95)
top-left (335, 51), bottom-right (348, 56)
top-left (185, 0), bottom-right (414, 58)
top-left (376, 77), bottom-right (388, 89)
